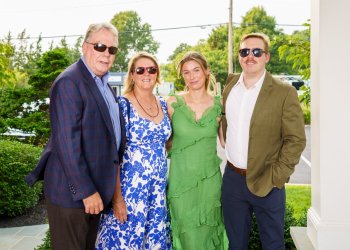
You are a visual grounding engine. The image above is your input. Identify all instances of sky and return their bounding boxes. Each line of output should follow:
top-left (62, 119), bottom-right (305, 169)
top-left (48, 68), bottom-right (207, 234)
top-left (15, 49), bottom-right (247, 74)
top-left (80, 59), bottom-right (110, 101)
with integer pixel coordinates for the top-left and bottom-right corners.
top-left (1, 0), bottom-right (310, 64)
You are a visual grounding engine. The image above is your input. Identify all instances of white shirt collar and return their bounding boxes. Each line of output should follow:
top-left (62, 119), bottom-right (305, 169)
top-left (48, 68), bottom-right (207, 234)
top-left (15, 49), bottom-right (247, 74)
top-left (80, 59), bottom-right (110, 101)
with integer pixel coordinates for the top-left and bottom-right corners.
top-left (235, 70), bottom-right (266, 90)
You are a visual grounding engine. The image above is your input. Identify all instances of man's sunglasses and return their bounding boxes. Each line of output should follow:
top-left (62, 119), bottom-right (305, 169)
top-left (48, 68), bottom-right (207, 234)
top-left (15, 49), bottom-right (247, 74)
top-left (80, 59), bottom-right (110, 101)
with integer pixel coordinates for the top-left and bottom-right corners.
top-left (134, 66), bottom-right (158, 75)
top-left (85, 42), bottom-right (118, 55)
top-left (239, 48), bottom-right (266, 58)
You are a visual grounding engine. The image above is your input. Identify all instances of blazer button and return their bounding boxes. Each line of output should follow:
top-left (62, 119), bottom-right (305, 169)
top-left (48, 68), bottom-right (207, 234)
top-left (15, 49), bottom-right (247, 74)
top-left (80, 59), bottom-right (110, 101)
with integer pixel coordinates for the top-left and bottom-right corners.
top-left (114, 160), bottom-right (118, 164)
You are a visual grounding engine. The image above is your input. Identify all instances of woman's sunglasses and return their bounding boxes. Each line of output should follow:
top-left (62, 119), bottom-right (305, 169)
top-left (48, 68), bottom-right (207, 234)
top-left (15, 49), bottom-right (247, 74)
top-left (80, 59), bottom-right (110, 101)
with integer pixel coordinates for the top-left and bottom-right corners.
top-left (134, 66), bottom-right (158, 75)
top-left (239, 48), bottom-right (266, 58)
top-left (85, 42), bottom-right (118, 55)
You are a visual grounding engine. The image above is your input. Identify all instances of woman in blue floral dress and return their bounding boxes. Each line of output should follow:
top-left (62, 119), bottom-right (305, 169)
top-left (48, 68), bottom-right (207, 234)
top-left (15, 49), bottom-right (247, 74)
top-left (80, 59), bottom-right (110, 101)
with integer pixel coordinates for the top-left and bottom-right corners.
top-left (95, 52), bottom-right (172, 249)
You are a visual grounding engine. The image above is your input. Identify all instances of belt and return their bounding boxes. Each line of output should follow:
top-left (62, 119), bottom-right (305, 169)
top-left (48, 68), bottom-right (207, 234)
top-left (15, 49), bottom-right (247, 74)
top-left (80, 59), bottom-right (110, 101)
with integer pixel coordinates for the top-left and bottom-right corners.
top-left (227, 161), bottom-right (247, 176)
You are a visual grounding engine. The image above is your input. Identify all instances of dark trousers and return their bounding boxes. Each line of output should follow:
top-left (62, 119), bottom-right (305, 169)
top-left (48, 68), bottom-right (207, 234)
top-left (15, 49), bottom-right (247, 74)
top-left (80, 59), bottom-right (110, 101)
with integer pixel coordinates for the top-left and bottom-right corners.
top-left (46, 199), bottom-right (101, 250)
top-left (222, 166), bottom-right (286, 250)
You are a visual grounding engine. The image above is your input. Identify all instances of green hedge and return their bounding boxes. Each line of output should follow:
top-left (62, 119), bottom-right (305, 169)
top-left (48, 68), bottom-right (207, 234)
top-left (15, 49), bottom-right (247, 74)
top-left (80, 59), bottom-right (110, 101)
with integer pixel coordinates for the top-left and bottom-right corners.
top-left (0, 139), bottom-right (43, 216)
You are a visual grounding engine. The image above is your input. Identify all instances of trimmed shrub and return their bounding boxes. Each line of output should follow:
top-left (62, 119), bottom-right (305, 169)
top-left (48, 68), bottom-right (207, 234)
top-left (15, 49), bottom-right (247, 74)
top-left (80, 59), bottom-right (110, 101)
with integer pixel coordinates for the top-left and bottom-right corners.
top-left (0, 139), bottom-right (43, 216)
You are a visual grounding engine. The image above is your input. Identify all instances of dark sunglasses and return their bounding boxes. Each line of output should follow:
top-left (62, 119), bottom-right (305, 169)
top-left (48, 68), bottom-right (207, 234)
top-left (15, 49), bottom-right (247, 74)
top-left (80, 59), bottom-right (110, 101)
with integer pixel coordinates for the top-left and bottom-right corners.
top-left (239, 48), bottom-right (266, 58)
top-left (134, 66), bottom-right (158, 75)
top-left (85, 42), bottom-right (118, 55)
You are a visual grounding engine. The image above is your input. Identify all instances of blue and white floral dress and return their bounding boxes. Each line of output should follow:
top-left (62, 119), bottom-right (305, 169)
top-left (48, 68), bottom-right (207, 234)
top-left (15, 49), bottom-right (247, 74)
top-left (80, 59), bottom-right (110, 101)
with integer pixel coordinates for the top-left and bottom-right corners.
top-left (95, 96), bottom-right (172, 250)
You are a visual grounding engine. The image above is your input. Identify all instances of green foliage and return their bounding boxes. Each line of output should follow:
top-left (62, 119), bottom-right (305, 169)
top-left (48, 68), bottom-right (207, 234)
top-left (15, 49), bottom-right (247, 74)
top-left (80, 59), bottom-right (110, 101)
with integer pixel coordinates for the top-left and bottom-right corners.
top-left (5, 30), bottom-right (44, 88)
top-left (278, 23), bottom-right (310, 80)
top-left (110, 11), bottom-right (159, 72)
top-left (9, 30), bottom-right (43, 76)
top-left (166, 43), bottom-right (191, 62)
top-left (299, 85), bottom-right (311, 108)
top-left (28, 48), bottom-right (69, 91)
top-left (56, 36), bottom-right (83, 65)
top-left (0, 140), bottom-right (43, 216)
top-left (0, 48), bottom-right (70, 145)
top-left (207, 25), bottom-right (228, 51)
top-left (278, 22), bottom-right (311, 107)
top-left (35, 230), bottom-right (51, 250)
top-left (164, 6), bottom-right (301, 92)
top-left (233, 6), bottom-right (297, 75)
top-left (0, 41), bottom-right (16, 88)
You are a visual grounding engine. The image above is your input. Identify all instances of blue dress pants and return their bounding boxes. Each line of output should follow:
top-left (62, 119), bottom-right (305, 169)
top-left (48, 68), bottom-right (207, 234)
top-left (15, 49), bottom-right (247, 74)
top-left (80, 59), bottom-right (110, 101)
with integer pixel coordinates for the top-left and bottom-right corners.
top-left (222, 165), bottom-right (286, 250)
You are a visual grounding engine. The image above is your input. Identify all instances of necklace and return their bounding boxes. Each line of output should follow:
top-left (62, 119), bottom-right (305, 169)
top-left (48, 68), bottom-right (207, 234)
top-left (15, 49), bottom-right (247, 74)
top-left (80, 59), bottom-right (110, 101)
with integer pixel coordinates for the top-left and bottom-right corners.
top-left (133, 91), bottom-right (159, 118)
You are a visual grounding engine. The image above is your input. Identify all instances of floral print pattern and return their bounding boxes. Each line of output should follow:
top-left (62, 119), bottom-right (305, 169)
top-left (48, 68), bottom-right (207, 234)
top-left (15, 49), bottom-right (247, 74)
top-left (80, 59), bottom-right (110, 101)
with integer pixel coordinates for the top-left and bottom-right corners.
top-left (95, 96), bottom-right (172, 250)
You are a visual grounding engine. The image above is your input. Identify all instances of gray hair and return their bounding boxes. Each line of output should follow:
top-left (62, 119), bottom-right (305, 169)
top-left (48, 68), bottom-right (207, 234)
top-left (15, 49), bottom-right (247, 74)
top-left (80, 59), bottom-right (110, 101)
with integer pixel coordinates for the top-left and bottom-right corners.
top-left (84, 22), bottom-right (119, 46)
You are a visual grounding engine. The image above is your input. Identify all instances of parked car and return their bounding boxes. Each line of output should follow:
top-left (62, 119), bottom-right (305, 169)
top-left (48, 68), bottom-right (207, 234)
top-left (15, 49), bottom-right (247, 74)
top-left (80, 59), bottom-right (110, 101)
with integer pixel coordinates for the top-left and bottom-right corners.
top-left (275, 75), bottom-right (305, 90)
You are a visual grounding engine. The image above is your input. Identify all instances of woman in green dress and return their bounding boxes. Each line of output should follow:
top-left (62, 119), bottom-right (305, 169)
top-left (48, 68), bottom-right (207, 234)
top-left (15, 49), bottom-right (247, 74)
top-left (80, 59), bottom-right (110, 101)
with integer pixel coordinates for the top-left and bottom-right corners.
top-left (167, 51), bottom-right (225, 249)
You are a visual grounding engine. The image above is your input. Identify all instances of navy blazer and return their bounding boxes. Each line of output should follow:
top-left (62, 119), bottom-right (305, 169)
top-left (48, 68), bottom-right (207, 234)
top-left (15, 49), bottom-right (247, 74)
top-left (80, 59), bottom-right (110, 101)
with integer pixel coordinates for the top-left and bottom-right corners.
top-left (26, 59), bottom-right (126, 210)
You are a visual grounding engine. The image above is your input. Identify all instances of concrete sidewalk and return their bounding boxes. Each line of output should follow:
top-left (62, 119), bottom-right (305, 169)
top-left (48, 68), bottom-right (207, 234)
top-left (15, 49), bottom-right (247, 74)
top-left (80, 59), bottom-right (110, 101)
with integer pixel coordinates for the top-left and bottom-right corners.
top-left (0, 224), bottom-right (48, 250)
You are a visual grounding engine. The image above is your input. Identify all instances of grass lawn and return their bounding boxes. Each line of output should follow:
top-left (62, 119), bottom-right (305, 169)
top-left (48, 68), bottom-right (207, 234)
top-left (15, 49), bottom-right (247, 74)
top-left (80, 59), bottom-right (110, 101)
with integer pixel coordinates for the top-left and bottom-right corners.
top-left (286, 184), bottom-right (311, 220)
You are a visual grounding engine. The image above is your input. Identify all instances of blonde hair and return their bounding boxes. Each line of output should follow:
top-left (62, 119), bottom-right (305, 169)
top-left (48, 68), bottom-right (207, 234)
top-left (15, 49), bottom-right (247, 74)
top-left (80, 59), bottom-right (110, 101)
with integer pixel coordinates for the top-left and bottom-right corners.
top-left (123, 51), bottom-right (161, 95)
top-left (240, 32), bottom-right (270, 53)
top-left (177, 51), bottom-right (217, 95)
top-left (84, 22), bottom-right (119, 47)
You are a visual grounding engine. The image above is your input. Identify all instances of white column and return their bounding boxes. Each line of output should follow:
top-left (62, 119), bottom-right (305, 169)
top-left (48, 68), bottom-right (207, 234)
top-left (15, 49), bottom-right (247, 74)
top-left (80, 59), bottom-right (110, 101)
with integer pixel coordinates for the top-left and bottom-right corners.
top-left (309, 0), bottom-right (350, 249)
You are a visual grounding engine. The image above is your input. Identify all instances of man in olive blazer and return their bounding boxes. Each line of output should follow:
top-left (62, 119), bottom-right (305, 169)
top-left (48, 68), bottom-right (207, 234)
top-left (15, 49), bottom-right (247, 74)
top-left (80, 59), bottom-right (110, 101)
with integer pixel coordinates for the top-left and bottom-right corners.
top-left (221, 33), bottom-right (306, 249)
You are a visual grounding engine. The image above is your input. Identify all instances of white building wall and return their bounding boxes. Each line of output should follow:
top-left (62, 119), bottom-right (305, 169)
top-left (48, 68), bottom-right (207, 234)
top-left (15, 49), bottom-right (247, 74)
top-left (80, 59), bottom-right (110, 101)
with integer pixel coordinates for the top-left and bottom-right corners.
top-left (309, 0), bottom-right (350, 248)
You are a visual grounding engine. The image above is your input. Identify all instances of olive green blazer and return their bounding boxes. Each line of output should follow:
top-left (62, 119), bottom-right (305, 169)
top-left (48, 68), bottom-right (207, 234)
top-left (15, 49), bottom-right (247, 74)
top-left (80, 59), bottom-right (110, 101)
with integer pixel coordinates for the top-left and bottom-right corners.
top-left (222, 72), bottom-right (306, 197)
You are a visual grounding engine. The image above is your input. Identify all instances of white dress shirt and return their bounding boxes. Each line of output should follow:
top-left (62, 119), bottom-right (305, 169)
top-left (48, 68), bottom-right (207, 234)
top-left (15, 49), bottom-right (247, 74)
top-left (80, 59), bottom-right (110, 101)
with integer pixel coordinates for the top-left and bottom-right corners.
top-left (225, 71), bottom-right (266, 169)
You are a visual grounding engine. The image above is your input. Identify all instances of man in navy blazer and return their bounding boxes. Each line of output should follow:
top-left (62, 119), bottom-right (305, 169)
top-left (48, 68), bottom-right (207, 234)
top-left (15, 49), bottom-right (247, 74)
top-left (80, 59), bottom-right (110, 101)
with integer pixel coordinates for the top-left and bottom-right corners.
top-left (26, 22), bottom-right (126, 249)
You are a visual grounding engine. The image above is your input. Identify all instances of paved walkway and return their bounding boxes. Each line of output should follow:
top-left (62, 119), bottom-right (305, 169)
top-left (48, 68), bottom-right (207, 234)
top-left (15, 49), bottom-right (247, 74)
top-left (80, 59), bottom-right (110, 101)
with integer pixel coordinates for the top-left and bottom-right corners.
top-left (0, 224), bottom-right (48, 250)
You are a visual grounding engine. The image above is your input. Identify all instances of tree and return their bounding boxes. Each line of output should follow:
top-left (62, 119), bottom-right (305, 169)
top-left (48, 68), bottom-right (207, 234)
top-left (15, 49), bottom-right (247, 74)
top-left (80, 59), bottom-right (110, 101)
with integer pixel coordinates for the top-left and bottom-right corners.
top-left (167, 43), bottom-right (191, 62)
top-left (162, 6), bottom-right (303, 92)
top-left (0, 41), bottom-right (16, 88)
top-left (278, 23), bottom-right (310, 79)
top-left (10, 30), bottom-right (43, 76)
top-left (110, 11), bottom-right (159, 72)
top-left (232, 6), bottom-right (297, 74)
top-left (28, 48), bottom-right (70, 91)
top-left (278, 22), bottom-right (311, 105)
top-left (3, 30), bottom-right (44, 88)
top-left (0, 48), bottom-right (71, 145)
top-left (207, 25), bottom-right (228, 51)
top-left (57, 36), bottom-right (83, 65)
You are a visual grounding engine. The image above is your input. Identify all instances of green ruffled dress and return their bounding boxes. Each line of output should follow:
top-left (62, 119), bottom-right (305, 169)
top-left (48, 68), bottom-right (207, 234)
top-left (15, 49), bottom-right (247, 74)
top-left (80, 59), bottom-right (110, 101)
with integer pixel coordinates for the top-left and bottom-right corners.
top-left (167, 95), bottom-right (225, 250)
